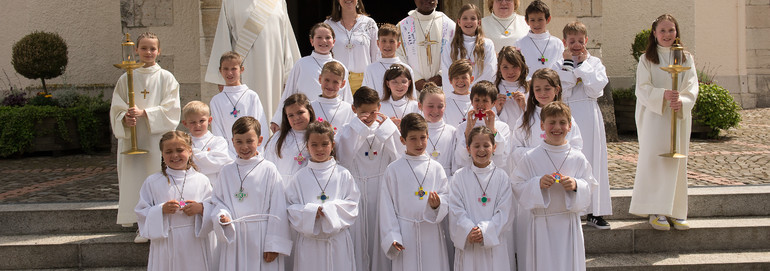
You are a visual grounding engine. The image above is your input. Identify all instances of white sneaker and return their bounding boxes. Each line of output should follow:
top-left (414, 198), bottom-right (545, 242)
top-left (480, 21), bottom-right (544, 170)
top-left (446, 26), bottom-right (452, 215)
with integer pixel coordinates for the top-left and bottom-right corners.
top-left (134, 230), bottom-right (149, 243)
top-left (649, 215), bottom-right (670, 231)
top-left (668, 217), bottom-right (691, 230)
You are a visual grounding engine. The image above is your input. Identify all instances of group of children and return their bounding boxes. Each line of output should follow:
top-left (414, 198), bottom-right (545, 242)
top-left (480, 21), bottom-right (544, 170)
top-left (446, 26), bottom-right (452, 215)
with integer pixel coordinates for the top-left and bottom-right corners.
top-left (110, 1), bottom-right (647, 270)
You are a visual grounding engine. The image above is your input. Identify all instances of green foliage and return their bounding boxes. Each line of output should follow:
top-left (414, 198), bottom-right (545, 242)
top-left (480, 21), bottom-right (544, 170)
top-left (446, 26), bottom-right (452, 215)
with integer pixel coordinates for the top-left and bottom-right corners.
top-left (53, 88), bottom-right (81, 108)
top-left (0, 96), bottom-right (109, 157)
top-left (11, 31), bottom-right (68, 93)
top-left (612, 87), bottom-right (636, 101)
top-left (694, 83), bottom-right (741, 138)
top-left (28, 93), bottom-right (58, 106)
top-left (631, 29), bottom-right (651, 63)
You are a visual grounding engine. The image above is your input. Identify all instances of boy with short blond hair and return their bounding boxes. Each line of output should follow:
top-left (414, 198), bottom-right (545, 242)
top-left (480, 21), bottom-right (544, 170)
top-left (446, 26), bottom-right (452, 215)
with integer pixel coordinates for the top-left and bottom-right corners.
top-left (514, 0), bottom-right (564, 80)
top-left (443, 59), bottom-right (475, 128)
top-left (557, 21), bottom-right (612, 229)
top-left (181, 100), bottom-right (232, 188)
top-left (313, 61), bottom-right (356, 133)
top-left (209, 51), bottom-right (270, 159)
top-left (362, 23), bottom-right (416, 98)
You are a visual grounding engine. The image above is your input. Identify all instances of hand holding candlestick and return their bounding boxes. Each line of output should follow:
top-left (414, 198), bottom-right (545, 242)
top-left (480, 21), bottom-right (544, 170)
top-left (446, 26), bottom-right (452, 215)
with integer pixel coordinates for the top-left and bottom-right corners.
top-left (114, 33), bottom-right (148, 155)
top-left (658, 38), bottom-right (689, 159)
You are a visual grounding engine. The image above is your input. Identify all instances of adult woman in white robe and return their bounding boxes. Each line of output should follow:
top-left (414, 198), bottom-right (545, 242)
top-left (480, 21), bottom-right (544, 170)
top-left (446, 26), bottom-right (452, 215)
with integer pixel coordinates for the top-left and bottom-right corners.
top-left (481, 0), bottom-right (529, 53)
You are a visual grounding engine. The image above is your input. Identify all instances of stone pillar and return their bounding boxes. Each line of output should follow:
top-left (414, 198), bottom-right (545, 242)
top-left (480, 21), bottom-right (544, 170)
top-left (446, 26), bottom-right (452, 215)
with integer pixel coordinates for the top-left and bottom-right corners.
top-left (200, 0), bottom-right (222, 104)
top-left (746, 0), bottom-right (770, 108)
top-left (444, 0), bottom-right (490, 20)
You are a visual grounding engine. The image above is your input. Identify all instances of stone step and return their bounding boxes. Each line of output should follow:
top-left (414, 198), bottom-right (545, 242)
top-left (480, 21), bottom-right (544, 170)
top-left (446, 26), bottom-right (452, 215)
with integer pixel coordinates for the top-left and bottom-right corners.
top-left (0, 232), bottom-right (148, 270)
top-left (0, 202), bottom-right (132, 235)
top-left (13, 268), bottom-right (144, 271)
top-left (605, 185), bottom-right (770, 220)
top-left (586, 249), bottom-right (770, 270)
top-left (583, 216), bottom-right (770, 254)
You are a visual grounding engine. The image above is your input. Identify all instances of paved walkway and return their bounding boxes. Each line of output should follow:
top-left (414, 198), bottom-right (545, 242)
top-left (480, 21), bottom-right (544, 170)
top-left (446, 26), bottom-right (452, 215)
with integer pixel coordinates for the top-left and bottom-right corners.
top-left (1, 108), bottom-right (768, 204)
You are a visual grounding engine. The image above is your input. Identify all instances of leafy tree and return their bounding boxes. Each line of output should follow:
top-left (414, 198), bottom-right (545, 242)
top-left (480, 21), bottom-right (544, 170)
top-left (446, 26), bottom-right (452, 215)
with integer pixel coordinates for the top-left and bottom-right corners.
top-left (12, 31), bottom-right (68, 94)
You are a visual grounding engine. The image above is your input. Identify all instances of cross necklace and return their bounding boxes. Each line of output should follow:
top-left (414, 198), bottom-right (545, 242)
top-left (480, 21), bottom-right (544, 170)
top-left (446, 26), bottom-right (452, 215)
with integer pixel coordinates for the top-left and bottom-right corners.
top-left (311, 164), bottom-right (337, 203)
top-left (168, 170), bottom-right (188, 207)
top-left (416, 14), bottom-right (438, 65)
top-left (234, 159), bottom-right (264, 201)
top-left (406, 158), bottom-right (430, 200)
top-left (529, 36), bottom-right (551, 65)
top-left (224, 90), bottom-right (248, 118)
top-left (341, 18), bottom-right (361, 50)
top-left (501, 83), bottom-right (523, 100)
top-left (292, 131), bottom-right (307, 165)
top-left (364, 136), bottom-right (377, 160)
top-left (473, 166), bottom-right (496, 206)
top-left (543, 148), bottom-right (571, 183)
top-left (389, 100), bottom-right (407, 119)
top-left (428, 124), bottom-right (445, 158)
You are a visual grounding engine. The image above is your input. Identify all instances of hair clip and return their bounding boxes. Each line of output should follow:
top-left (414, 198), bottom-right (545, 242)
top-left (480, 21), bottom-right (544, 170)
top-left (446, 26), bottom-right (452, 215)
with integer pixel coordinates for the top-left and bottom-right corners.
top-left (317, 117), bottom-right (324, 122)
top-left (388, 65), bottom-right (403, 71)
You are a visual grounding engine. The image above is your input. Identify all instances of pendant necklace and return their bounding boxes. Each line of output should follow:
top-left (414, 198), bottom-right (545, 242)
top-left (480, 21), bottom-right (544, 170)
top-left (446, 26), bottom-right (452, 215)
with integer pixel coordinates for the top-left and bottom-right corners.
top-left (292, 131), bottom-right (308, 165)
top-left (168, 170), bottom-right (188, 207)
top-left (311, 164), bottom-right (337, 202)
top-left (492, 15), bottom-right (516, 36)
top-left (317, 100), bottom-right (341, 132)
top-left (406, 158), bottom-right (430, 200)
top-left (501, 83), bottom-right (523, 100)
top-left (364, 136), bottom-right (377, 160)
top-left (529, 36), bottom-right (551, 65)
top-left (543, 147), bottom-right (571, 183)
top-left (234, 159), bottom-right (264, 201)
top-left (389, 100), bottom-right (406, 119)
top-left (311, 56), bottom-right (325, 69)
top-left (473, 166), bottom-right (496, 206)
top-left (428, 125), bottom-right (445, 158)
top-left (451, 99), bottom-right (470, 124)
top-left (225, 89), bottom-right (248, 118)
top-left (341, 18), bottom-right (361, 50)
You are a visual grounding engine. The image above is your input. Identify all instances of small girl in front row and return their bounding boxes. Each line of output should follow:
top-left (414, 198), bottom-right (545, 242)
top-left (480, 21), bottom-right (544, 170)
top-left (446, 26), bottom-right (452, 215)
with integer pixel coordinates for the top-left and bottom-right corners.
top-left (418, 82), bottom-right (458, 177)
top-left (264, 93), bottom-right (317, 181)
top-left (494, 46), bottom-right (529, 127)
top-left (449, 126), bottom-right (513, 271)
top-left (441, 3), bottom-right (497, 88)
top-left (285, 121), bottom-right (360, 271)
top-left (272, 22), bottom-right (352, 132)
top-left (380, 63), bottom-right (420, 129)
top-left (135, 131), bottom-right (215, 271)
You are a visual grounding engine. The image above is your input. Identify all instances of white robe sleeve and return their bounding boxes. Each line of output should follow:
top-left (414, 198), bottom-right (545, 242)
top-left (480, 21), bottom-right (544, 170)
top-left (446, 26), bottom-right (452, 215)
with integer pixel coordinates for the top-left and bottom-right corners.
top-left (379, 166), bottom-right (403, 259)
top-left (109, 74), bottom-right (129, 139)
top-left (491, 121), bottom-right (511, 167)
top-left (264, 170), bottom-right (293, 255)
top-left (565, 159), bottom-right (596, 213)
top-left (194, 180), bottom-right (216, 238)
top-left (477, 172), bottom-right (513, 248)
top-left (286, 174), bottom-right (323, 235)
top-left (448, 173), bottom-right (477, 250)
top-left (375, 118), bottom-right (402, 162)
top-left (423, 167), bottom-right (449, 224)
top-left (568, 118), bottom-right (583, 151)
top-left (574, 57), bottom-right (609, 99)
top-left (211, 182), bottom-right (236, 244)
top-left (473, 40), bottom-right (498, 85)
top-left (144, 72), bottom-right (181, 135)
top-left (511, 155), bottom-right (550, 211)
top-left (635, 56), bottom-right (667, 116)
top-left (134, 177), bottom-right (169, 240)
top-left (194, 137), bottom-right (233, 176)
top-left (319, 171), bottom-right (360, 234)
top-left (335, 118), bottom-right (368, 168)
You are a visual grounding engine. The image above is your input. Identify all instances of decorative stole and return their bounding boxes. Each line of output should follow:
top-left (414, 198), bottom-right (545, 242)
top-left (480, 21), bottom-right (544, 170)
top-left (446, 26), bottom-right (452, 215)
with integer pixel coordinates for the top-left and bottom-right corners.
top-left (233, 0), bottom-right (280, 59)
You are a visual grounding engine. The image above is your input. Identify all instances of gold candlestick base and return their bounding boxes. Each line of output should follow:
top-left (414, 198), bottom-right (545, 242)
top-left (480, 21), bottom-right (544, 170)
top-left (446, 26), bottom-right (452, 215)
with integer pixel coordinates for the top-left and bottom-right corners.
top-left (659, 152), bottom-right (686, 159)
top-left (122, 148), bottom-right (149, 155)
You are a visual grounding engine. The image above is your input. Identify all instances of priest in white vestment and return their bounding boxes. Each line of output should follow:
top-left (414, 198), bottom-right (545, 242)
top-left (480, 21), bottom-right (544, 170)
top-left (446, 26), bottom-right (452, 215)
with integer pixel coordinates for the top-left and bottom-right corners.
top-left (205, 0), bottom-right (301, 119)
top-left (397, 1), bottom-right (456, 90)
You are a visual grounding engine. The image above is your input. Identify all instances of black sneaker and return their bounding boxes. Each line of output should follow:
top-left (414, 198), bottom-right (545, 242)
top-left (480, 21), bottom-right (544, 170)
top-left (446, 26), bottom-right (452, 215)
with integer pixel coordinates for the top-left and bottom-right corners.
top-left (586, 214), bottom-right (611, 230)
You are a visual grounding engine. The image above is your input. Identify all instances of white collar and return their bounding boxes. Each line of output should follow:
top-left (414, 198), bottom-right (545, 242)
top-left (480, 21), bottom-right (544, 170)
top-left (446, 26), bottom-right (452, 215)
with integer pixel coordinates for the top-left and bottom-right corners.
top-left (222, 85), bottom-right (249, 93)
top-left (527, 31), bottom-right (551, 40)
top-left (308, 157), bottom-right (337, 170)
top-left (235, 153), bottom-right (264, 166)
top-left (311, 51), bottom-right (333, 60)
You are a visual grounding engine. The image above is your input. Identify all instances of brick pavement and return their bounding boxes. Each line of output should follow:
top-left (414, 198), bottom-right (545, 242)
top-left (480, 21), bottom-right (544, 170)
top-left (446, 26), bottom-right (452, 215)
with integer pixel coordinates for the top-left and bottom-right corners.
top-left (1, 108), bottom-right (768, 204)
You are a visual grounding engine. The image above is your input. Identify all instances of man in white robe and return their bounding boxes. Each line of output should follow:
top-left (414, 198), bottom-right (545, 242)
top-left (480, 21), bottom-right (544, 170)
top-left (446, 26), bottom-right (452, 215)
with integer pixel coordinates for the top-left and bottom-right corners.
top-left (205, 0), bottom-right (300, 119)
top-left (110, 64), bottom-right (181, 226)
top-left (397, 0), bottom-right (455, 90)
top-left (511, 142), bottom-right (596, 271)
top-left (379, 153), bottom-right (450, 271)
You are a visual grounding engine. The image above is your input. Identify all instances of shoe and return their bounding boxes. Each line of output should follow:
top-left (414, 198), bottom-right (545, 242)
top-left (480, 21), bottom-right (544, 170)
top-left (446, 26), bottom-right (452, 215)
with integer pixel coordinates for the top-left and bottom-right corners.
top-left (586, 214), bottom-right (611, 230)
top-left (649, 215), bottom-right (670, 231)
top-left (134, 229), bottom-right (149, 243)
top-left (668, 217), bottom-right (690, 230)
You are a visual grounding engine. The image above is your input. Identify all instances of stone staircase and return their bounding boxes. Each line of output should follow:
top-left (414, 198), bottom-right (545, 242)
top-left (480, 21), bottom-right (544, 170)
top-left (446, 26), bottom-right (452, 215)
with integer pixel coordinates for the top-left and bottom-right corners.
top-left (0, 202), bottom-right (146, 270)
top-left (0, 186), bottom-right (768, 270)
top-left (585, 185), bottom-right (770, 270)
